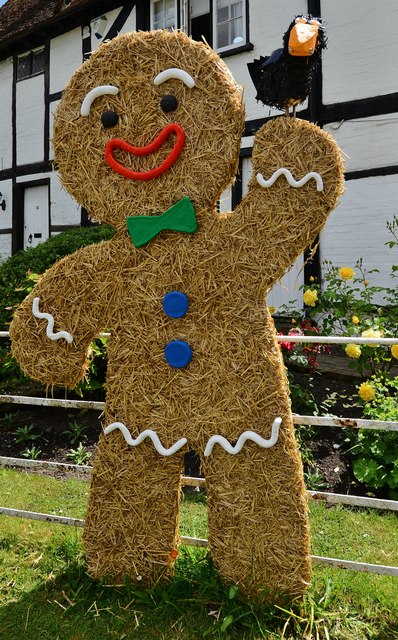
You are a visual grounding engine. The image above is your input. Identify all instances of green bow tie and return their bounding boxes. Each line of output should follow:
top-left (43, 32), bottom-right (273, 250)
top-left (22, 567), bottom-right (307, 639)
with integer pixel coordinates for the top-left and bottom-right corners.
top-left (127, 197), bottom-right (198, 248)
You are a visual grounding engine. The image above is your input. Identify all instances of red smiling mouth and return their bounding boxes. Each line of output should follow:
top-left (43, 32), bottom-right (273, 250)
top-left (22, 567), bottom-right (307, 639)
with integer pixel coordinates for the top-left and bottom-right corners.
top-left (104, 123), bottom-right (185, 181)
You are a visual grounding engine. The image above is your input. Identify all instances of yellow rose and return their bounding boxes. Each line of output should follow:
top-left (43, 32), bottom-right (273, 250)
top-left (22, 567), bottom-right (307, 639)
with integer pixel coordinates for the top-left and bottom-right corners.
top-left (268, 306), bottom-right (277, 315)
top-left (361, 328), bottom-right (382, 347)
top-left (352, 315), bottom-right (360, 325)
top-left (303, 289), bottom-right (318, 307)
top-left (345, 344), bottom-right (361, 359)
top-left (391, 344), bottom-right (398, 359)
top-left (358, 382), bottom-right (375, 402)
top-left (339, 267), bottom-right (355, 280)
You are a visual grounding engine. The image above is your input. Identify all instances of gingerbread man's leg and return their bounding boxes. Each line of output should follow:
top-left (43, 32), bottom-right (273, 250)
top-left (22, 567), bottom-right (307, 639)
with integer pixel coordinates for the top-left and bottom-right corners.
top-left (83, 431), bottom-right (185, 584)
top-left (201, 415), bottom-right (311, 602)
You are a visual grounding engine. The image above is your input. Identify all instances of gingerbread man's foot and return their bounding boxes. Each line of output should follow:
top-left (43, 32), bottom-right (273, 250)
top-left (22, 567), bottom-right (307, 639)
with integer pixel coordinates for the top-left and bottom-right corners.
top-left (83, 430), bottom-right (185, 584)
top-left (202, 420), bottom-right (311, 602)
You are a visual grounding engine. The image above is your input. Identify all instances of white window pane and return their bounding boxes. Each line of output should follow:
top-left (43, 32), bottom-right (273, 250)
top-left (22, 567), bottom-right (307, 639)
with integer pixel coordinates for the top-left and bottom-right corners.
top-left (217, 7), bottom-right (229, 23)
top-left (216, 0), bottom-right (229, 23)
top-left (154, 1), bottom-right (164, 22)
top-left (165, 0), bottom-right (175, 17)
top-left (231, 1), bottom-right (242, 19)
top-left (231, 17), bottom-right (243, 43)
top-left (165, 17), bottom-right (176, 28)
top-left (17, 55), bottom-right (31, 80)
top-left (217, 22), bottom-right (229, 48)
top-left (191, 0), bottom-right (210, 18)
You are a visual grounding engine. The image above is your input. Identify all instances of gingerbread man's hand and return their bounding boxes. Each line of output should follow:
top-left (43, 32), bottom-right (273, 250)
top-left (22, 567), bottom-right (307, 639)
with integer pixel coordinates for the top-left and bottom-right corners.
top-left (10, 244), bottom-right (113, 388)
top-left (233, 117), bottom-right (344, 287)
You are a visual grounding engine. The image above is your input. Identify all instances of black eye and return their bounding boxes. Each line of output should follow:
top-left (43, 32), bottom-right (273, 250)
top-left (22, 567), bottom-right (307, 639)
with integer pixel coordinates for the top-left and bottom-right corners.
top-left (101, 110), bottom-right (119, 128)
top-left (160, 95), bottom-right (178, 113)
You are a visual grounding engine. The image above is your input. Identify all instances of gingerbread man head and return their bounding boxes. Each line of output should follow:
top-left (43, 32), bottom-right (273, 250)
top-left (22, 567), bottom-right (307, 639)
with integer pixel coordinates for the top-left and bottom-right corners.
top-left (53, 30), bottom-right (245, 229)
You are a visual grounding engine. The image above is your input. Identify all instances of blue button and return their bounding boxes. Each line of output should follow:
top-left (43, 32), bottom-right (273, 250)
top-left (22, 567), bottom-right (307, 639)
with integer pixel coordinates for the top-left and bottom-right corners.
top-left (165, 340), bottom-right (192, 368)
top-left (162, 291), bottom-right (189, 318)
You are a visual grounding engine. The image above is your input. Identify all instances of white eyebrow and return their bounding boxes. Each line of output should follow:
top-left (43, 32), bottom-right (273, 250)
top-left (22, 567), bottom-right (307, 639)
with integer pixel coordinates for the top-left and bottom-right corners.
top-left (80, 85), bottom-right (119, 116)
top-left (154, 68), bottom-right (195, 88)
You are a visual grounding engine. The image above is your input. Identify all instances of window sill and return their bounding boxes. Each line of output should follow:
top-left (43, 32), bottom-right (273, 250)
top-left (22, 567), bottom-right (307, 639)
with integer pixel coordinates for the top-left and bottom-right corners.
top-left (218, 41), bottom-right (254, 58)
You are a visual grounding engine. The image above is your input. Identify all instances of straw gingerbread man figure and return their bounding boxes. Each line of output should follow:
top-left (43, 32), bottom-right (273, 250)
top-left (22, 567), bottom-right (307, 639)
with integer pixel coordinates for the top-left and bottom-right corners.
top-left (10, 30), bottom-right (344, 602)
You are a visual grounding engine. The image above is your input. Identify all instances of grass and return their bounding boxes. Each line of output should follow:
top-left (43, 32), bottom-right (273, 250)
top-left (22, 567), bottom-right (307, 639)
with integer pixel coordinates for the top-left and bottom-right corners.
top-left (0, 468), bottom-right (397, 639)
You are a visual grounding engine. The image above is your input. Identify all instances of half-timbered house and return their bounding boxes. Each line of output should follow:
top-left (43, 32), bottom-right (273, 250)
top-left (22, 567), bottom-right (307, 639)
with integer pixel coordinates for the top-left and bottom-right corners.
top-left (0, 0), bottom-right (397, 308)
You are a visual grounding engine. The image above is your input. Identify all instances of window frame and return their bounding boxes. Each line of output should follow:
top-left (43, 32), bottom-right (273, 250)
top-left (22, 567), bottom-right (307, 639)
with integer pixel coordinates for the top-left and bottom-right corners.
top-left (16, 48), bottom-right (45, 82)
top-left (212, 0), bottom-right (248, 54)
top-left (150, 0), bottom-right (179, 31)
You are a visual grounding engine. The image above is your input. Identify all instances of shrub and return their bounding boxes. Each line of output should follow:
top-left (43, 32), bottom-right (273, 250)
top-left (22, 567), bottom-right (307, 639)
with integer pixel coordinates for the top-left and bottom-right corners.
top-left (0, 225), bottom-right (115, 329)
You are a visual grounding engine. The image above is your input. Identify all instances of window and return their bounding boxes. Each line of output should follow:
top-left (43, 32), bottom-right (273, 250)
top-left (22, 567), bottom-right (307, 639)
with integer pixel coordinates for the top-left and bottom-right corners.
top-left (17, 49), bottom-right (45, 81)
top-left (190, 0), bottom-right (212, 45)
top-left (151, 0), bottom-right (177, 30)
top-left (214, 0), bottom-right (245, 52)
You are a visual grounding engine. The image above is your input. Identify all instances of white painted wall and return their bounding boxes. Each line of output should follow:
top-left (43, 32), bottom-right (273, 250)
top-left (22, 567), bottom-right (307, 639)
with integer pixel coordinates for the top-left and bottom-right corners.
top-left (322, 0), bottom-right (398, 104)
top-left (50, 173), bottom-right (80, 227)
top-left (0, 179), bottom-right (12, 231)
top-left (324, 115), bottom-right (398, 174)
top-left (50, 28), bottom-right (83, 94)
top-left (0, 234), bottom-right (11, 263)
top-left (320, 175), bottom-right (398, 303)
top-left (16, 75), bottom-right (45, 165)
top-left (49, 99), bottom-right (60, 161)
top-left (89, 6), bottom-right (137, 52)
top-left (219, 186), bottom-right (232, 212)
top-left (0, 59), bottom-right (13, 171)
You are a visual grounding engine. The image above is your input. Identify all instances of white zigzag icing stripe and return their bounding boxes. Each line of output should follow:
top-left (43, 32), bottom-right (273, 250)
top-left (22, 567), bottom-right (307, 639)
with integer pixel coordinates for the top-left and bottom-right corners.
top-left (32, 297), bottom-right (73, 343)
top-left (203, 418), bottom-right (282, 457)
top-left (104, 423), bottom-right (188, 457)
top-left (256, 168), bottom-right (324, 191)
top-left (104, 419), bottom-right (281, 457)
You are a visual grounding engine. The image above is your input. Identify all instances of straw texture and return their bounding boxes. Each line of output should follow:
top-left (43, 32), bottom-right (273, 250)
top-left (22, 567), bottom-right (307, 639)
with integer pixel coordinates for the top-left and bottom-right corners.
top-left (10, 30), bottom-right (344, 602)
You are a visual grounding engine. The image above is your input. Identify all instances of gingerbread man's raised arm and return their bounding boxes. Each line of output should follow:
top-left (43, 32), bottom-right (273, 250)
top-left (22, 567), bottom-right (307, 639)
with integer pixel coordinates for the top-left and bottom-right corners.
top-left (10, 240), bottom-right (117, 389)
top-left (230, 117), bottom-right (345, 288)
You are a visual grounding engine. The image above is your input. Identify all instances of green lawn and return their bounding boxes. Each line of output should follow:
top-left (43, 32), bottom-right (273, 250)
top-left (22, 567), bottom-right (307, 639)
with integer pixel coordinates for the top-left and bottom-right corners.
top-left (0, 468), bottom-right (397, 639)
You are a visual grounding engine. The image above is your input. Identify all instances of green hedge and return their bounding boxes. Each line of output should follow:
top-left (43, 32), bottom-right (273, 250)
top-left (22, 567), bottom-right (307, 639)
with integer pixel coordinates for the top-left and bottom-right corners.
top-left (0, 225), bottom-right (115, 329)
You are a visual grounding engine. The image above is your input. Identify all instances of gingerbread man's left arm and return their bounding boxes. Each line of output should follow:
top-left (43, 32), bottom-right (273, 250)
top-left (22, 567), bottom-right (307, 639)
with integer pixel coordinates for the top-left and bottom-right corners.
top-left (229, 117), bottom-right (344, 289)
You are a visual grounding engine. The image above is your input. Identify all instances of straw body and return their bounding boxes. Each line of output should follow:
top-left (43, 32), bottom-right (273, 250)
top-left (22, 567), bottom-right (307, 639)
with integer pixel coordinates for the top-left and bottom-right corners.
top-left (10, 30), bottom-right (344, 602)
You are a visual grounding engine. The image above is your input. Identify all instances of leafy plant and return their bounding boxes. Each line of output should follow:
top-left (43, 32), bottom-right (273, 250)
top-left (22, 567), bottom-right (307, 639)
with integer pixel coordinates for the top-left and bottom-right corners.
top-left (281, 215), bottom-right (398, 378)
top-left (279, 319), bottom-right (330, 374)
top-left (21, 445), bottom-right (42, 460)
top-left (66, 442), bottom-right (92, 465)
top-left (63, 420), bottom-right (88, 446)
top-left (304, 468), bottom-right (328, 491)
top-left (0, 411), bottom-right (21, 429)
top-left (350, 375), bottom-right (398, 498)
top-left (12, 424), bottom-right (41, 444)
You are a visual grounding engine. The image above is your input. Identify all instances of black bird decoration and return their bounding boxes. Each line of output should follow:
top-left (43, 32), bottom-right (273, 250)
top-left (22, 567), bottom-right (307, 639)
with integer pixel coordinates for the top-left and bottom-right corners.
top-left (247, 15), bottom-right (327, 116)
